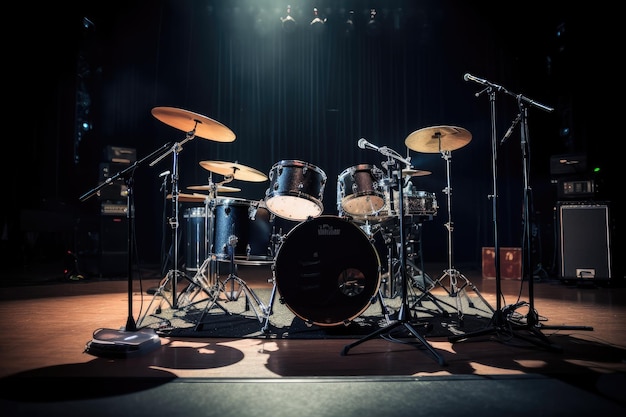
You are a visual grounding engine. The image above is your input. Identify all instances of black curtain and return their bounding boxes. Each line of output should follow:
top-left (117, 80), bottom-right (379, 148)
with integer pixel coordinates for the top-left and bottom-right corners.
top-left (7, 1), bottom-right (614, 277)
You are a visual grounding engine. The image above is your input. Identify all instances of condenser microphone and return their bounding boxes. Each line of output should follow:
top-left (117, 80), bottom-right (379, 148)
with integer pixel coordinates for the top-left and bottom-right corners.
top-left (357, 138), bottom-right (381, 151)
top-left (159, 170), bottom-right (171, 178)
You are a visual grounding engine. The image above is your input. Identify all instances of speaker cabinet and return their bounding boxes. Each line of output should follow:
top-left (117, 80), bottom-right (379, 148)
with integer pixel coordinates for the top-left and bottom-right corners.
top-left (100, 215), bottom-right (128, 276)
top-left (558, 203), bottom-right (611, 280)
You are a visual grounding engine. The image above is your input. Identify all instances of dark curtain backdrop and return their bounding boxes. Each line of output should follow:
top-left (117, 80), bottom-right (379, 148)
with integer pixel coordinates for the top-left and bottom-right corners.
top-left (6, 1), bottom-right (615, 277)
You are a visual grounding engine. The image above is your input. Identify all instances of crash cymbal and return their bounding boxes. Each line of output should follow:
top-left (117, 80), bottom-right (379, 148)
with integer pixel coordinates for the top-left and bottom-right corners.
top-left (402, 168), bottom-right (431, 177)
top-left (405, 125), bottom-right (472, 153)
top-left (151, 107), bottom-right (236, 142)
top-left (187, 184), bottom-right (241, 193)
top-left (167, 193), bottom-right (207, 203)
top-left (199, 160), bottom-right (268, 182)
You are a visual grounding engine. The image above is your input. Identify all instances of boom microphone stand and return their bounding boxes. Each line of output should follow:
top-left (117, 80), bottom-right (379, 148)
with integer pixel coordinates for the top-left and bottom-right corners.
top-left (449, 74), bottom-right (591, 349)
top-left (80, 143), bottom-right (171, 354)
top-left (342, 139), bottom-right (446, 366)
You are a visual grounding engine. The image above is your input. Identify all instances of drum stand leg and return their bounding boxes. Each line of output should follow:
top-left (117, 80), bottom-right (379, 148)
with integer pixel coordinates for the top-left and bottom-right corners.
top-left (137, 268), bottom-right (191, 327)
top-left (412, 151), bottom-right (493, 326)
top-left (193, 238), bottom-right (271, 331)
top-left (261, 277), bottom-right (279, 333)
top-left (177, 257), bottom-right (228, 314)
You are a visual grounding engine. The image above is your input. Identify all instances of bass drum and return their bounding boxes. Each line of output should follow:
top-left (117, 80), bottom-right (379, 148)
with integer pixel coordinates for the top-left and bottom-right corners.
top-left (274, 216), bottom-right (381, 326)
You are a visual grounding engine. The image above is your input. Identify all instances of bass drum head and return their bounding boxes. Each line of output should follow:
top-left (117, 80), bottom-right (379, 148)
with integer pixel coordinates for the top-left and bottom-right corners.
top-left (274, 216), bottom-right (381, 327)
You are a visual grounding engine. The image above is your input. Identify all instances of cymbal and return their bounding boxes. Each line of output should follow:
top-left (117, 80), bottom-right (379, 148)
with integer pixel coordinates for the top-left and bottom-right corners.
top-left (151, 107), bottom-right (236, 142)
top-left (166, 193), bottom-right (207, 203)
top-left (199, 160), bottom-right (268, 182)
top-left (187, 184), bottom-right (241, 193)
top-left (405, 125), bottom-right (472, 153)
top-left (402, 168), bottom-right (431, 177)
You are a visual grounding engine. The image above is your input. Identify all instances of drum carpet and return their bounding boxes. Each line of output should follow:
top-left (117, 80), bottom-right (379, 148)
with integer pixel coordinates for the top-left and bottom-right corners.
top-left (138, 285), bottom-right (496, 340)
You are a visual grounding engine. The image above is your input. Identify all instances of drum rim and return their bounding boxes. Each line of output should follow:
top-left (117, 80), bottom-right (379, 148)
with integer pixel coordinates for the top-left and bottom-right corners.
top-left (338, 163), bottom-right (380, 176)
top-left (271, 159), bottom-right (327, 180)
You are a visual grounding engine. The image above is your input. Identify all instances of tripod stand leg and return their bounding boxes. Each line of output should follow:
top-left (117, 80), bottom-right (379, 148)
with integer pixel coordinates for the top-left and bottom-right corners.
top-left (406, 263), bottom-right (452, 317)
top-left (341, 320), bottom-right (446, 366)
top-left (137, 269), bottom-right (182, 327)
top-left (193, 278), bottom-right (232, 331)
top-left (261, 281), bottom-right (278, 334)
top-left (376, 288), bottom-right (393, 324)
top-left (455, 273), bottom-right (495, 315)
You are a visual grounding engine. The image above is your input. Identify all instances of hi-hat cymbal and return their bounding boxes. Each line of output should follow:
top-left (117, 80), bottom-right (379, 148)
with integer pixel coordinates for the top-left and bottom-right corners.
top-left (199, 160), bottom-right (268, 182)
top-left (167, 193), bottom-right (207, 203)
top-left (405, 125), bottom-right (472, 153)
top-left (187, 184), bottom-right (241, 193)
top-left (402, 168), bottom-right (431, 177)
top-left (151, 107), bottom-right (236, 142)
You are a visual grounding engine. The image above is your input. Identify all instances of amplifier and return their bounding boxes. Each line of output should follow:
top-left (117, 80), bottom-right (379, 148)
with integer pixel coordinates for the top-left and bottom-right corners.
top-left (558, 202), bottom-right (611, 280)
top-left (101, 203), bottom-right (128, 216)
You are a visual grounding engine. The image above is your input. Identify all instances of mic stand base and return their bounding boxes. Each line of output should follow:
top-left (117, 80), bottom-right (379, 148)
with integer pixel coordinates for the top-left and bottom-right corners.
top-left (340, 316), bottom-right (447, 366)
top-left (448, 309), bottom-right (568, 353)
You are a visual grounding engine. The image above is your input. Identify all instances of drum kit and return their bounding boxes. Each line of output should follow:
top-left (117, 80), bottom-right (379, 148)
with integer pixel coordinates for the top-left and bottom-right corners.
top-left (137, 106), bottom-right (488, 334)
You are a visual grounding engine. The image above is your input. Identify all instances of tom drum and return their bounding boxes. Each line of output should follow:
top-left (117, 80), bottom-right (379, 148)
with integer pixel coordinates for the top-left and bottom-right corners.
top-left (265, 160), bottom-right (327, 222)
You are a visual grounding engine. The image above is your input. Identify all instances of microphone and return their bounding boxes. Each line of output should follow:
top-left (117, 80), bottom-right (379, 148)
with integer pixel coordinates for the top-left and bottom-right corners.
top-left (358, 138), bottom-right (381, 151)
top-left (500, 113), bottom-right (522, 145)
top-left (159, 170), bottom-right (171, 178)
top-left (463, 73), bottom-right (489, 85)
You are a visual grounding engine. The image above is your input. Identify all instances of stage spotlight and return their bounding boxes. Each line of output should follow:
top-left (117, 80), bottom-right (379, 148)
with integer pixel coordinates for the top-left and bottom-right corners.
top-left (366, 8), bottom-right (381, 37)
top-left (310, 7), bottom-right (326, 33)
top-left (344, 10), bottom-right (355, 35)
top-left (281, 4), bottom-right (297, 32)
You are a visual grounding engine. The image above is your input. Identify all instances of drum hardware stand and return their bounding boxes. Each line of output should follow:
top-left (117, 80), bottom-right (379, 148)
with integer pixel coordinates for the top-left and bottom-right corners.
top-left (403, 221), bottom-right (455, 317)
top-left (450, 77), bottom-right (591, 349)
top-left (342, 142), bottom-right (446, 365)
top-left (260, 223), bottom-right (294, 333)
top-left (137, 130), bottom-right (198, 328)
top-left (193, 230), bottom-right (271, 331)
top-left (420, 146), bottom-right (492, 327)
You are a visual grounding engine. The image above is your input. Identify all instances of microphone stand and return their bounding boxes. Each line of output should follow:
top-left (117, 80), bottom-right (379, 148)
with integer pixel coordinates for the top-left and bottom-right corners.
top-left (450, 76), bottom-right (592, 349)
top-left (342, 143), bottom-right (446, 366)
top-left (80, 143), bottom-right (171, 353)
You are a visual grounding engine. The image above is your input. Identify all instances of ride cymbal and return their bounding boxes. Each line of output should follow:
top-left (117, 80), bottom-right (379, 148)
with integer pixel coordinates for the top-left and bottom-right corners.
top-left (199, 160), bottom-right (268, 182)
top-left (187, 184), bottom-right (241, 193)
top-left (151, 107), bottom-right (236, 142)
top-left (405, 125), bottom-right (472, 153)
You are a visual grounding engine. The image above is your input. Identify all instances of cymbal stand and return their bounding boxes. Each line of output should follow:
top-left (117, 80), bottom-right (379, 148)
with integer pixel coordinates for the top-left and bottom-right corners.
top-left (176, 190), bottom-right (229, 315)
top-left (193, 227), bottom-right (271, 331)
top-left (137, 130), bottom-right (196, 327)
top-left (418, 148), bottom-right (493, 327)
top-left (405, 220), bottom-right (456, 317)
top-left (342, 147), bottom-right (446, 365)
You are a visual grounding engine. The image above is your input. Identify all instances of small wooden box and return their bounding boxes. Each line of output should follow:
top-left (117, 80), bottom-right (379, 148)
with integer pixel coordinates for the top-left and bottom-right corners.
top-left (482, 247), bottom-right (522, 279)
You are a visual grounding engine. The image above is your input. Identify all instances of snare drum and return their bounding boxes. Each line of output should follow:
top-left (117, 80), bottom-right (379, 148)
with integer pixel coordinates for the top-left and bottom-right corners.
top-left (337, 164), bottom-right (386, 217)
top-left (380, 188), bottom-right (438, 218)
top-left (404, 188), bottom-right (438, 216)
top-left (265, 160), bottom-right (327, 221)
